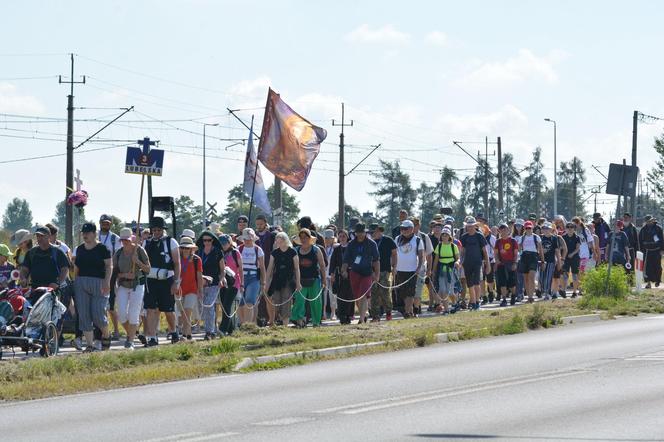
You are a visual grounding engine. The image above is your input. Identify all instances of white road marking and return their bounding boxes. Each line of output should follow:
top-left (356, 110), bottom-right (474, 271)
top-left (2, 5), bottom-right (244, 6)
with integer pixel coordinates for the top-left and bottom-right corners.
top-left (177, 432), bottom-right (238, 442)
top-left (254, 417), bottom-right (315, 426)
top-left (140, 432), bottom-right (203, 442)
top-left (315, 369), bottom-right (589, 415)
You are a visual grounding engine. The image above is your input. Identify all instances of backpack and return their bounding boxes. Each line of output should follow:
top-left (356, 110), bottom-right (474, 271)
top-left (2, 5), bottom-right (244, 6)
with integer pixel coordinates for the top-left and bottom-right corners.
top-left (434, 242), bottom-right (458, 264)
top-left (238, 245), bottom-right (259, 268)
top-left (223, 248), bottom-right (241, 287)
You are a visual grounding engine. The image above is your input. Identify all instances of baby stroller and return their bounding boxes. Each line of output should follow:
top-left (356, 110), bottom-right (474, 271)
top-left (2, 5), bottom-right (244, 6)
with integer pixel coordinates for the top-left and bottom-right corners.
top-left (0, 287), bottom-right (66, 359)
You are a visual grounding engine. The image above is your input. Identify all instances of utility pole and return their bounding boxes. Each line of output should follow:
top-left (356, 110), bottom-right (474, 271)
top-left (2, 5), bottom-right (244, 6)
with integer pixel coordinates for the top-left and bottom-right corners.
top-left (631, 110), bottom-right (638, 218)
top-left (484, 136), bottom-right (489, 217)
top-left (497, 137), bottom-right (503, 215)
top-left (572, 158), bottom-right (578, 217)
top-left (137, 137), bottom-right (157, 216)
top-left (332, 103), bottom-right (353, 230)
top-left (59, 53), bottom-right (85, 247)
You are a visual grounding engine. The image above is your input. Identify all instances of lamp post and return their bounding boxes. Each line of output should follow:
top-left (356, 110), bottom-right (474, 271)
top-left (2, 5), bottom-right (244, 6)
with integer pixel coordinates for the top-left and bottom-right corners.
top-left (544, 118), bottom-right (557, 216)
top-left (202, 123), bottom-right (219, 232)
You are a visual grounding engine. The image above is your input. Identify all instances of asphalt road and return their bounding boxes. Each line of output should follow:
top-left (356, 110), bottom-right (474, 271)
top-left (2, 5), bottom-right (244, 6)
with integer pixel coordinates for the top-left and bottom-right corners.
top-left (4, 315), bottom-right (664, 442)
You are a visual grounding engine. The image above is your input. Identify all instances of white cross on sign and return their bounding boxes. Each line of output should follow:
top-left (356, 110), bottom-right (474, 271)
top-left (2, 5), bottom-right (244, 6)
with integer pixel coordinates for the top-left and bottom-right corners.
top-left (75, 169), bottom-right (83, 191)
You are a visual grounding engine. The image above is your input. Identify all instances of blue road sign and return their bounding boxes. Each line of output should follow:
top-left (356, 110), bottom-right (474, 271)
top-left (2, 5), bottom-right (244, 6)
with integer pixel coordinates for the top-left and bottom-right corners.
top-left (125, 146), bottom-right (164, 176)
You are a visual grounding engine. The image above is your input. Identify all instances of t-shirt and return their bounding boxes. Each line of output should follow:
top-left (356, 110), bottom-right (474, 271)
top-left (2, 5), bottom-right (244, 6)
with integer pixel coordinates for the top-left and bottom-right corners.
top-left (433, 242), bottom-right (459, 272)
top-left (98, 231), bottom-right (120, 255)
top-left (0, 262), bottom-right (16, 288)
top-left (375, 235), bottom-right (397, 273)
top-left (223, 248), bottom-right (242, 289)
top-left (562, 234), bottom-right (581, 258)
top-left (540, 235), bottom-right (558, 263)
top-left (240, 245), bottom-right (264, 272)
top-left (609, 231), bottom-right (629, 261)
top-left (495, 237), bottom-right (518, 265)
top-left (578, 228), bottom-right (592, 259)
top-left (271, 247), bottom-right (297, 289)
top-left (520, 234), bottom-right (541, 253)
top-left (143, 236), bottom-right (179, 278)
top-left (395, 235), bottom-right (425, 272)
top-left (343, 238), bottom-right (379, 276)
top-left (114, 246), bottom-right (149, 288)
top-left (23, 245), bottom-right (70, 288)
top-left (460, 232), bottom-right (488, 267)
top-left (75, 243), bottom-right (111, 278)
top-left (198, 248), bottom-right (224, 286)
top-left (180, 255), bottom-right (202, 295)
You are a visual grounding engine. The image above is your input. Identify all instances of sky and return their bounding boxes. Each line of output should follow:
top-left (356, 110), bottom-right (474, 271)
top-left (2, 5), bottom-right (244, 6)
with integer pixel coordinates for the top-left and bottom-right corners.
top-left (1, 0), bottom-right (664, 229)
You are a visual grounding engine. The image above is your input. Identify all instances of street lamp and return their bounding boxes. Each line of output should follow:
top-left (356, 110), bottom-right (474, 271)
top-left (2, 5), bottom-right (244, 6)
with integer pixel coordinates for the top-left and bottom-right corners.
top-left (202, 123), bottom-right (219, 232)
top-left (544, 118), bottom-right (557, 216)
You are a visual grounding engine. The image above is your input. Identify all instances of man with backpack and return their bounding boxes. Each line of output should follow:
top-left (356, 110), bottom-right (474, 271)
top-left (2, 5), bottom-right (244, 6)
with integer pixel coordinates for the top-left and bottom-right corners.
top-left (494, 223), bottom-right (518, 306)
top-left (342, 223), bottom-right (380, 324)
top-left (20, 226), bottom-right (70, 303)
top-left (460, 217), bottom-right (490, 311)
top-left (99, 214), bottom-right (121, 339)
top-left (142, 217), bottom-right (181, 346)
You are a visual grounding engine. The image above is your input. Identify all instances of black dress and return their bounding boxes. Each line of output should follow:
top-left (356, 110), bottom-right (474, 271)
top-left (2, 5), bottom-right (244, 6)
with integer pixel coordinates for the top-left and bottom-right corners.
top-left (329, 244), bottom-right (354, 324)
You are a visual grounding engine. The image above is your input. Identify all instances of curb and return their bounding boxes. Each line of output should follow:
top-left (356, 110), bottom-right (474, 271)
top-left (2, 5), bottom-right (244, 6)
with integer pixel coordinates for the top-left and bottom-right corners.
top-left (434, 332), bottom-right (460, 343)
top-left (561, 313), bottom-right (601, 325)
top-left (233, 341), bottom-right (391, 371)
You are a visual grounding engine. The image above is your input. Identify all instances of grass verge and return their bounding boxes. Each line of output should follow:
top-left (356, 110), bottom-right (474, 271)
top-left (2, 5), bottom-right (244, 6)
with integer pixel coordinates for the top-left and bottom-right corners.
top-left (2, 291), bottom-right (662, 402)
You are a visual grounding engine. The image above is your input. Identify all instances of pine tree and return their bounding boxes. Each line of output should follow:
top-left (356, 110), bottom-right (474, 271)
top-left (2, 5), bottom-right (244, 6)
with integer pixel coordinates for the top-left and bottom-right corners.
top-left (646, 132), bottom-right (664, 200)
top-left (516, 147), bottom-right (548, 217)
top-left (369, 160), bottom-right (416, 228)
top-left (557, 157), bottom-right (586, 218)
top-left (501, 153), bottom-right (521, 219)
top-left (2, 198), bottom-right (33, 232)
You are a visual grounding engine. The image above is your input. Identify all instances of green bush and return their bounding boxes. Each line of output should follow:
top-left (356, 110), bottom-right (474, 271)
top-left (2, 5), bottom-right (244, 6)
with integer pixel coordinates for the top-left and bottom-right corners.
top-left (580, 265), bottom-right (629, 298)
top-left (500, 314), bottom-right (526, 335)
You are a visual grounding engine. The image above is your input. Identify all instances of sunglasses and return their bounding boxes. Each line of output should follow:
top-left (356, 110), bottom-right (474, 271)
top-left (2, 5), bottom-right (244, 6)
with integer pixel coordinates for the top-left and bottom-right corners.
top-left (203, 238), bottom-right (213, 242)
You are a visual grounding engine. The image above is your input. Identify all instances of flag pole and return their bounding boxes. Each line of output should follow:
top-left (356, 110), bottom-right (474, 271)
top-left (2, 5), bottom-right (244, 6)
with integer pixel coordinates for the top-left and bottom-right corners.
top-left (248, 115), bottom-right (259, 222)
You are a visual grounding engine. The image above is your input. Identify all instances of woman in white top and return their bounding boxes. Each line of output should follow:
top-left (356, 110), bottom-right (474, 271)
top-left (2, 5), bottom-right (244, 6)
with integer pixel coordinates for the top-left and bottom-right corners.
top-left (238, 228), bottom-right (266, 325)
top-left (572, 217), bottom-right (593, 276)
top-left (519, 221), bottom-right (544, 303)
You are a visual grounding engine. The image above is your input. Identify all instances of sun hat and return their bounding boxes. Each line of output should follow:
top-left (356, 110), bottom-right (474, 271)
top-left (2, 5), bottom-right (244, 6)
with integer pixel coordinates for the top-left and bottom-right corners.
top-left (298, 228), bottom-right (316, 239)
top-left (240, 228), bottom-right (258, 241)
top-left (181, 229), bottom-right (196, 240)
top-left (179, 236), bottom-right (197, 249)
top-left (150, 217), bottom-right (166, 229)
top-left (10, 229), bottom-right (31, 247)
top-left (464, 216), bottom-right (478, 226)
top-left (441, 227), bottom-right (452, 236)
top-left (400, 219), bottom-right (415, 229)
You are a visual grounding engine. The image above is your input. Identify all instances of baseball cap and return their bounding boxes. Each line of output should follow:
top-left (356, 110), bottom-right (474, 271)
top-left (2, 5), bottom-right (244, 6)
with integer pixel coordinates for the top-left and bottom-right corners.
top-left (81, 222), bottom-right (97, 233)
top-left (99, 214), bottom-right (113, 223)
top-left (34, 226), bottom-right (51, 236)
top-left (323, 229), bottom-right (335, 239)
top-left (400, 220), bottom-right (415, 229)
top-left (441, 227), bottom-right (452, 236)
top-left (464, 216), bottom-right (478, 226)
top-left (354, 223), bottom-right (367, 233)
top-left (542, 222), bottom-right (553, 230)
top-left (498, 223), bottom-right (509, 229)
top-left (237, 215), bottom-right (249, 223)
top-left (524, 221), bottom-right (534, 229)
top-left (119, 227), bottom-right (134, 241)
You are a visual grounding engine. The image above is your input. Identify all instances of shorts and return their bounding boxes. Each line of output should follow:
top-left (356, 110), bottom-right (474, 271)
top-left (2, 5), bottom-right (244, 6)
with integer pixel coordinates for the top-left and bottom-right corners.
top-left (349, 270), bottom-right (373, 300)
top-left (240, 273), bottom-right (260, 306)
top-left (484, 265), bottom-right (495, 283)
top-left (437, 270), bottom-right (456, 296)
top-left (144, 277), bottom-right (175, 312)
top-left (395, 271), bottom-right (417, 300)
top-left (496, 265), bottom-right (516, 290)
top-left (178, 293), bottom-right (199, 310)
top-left (463, 263), bottom-right (482, 287)
top-left (563, 256), bottom-right (580, 275)
top-left (519, 252), bottom-right (539, 273)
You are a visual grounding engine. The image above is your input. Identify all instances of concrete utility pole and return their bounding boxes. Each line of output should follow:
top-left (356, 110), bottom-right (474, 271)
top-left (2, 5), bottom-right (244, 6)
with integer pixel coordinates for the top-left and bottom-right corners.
top-left (572, 158), bottom-right (578, 217)
top-left (631, 110), bottom-right (638, 218)
top-left (332, 103), bottom-right (353, 230)
top-left (497, 137), bottom-right (503, 214)
top-left (59, 53), bottom-right (85, 247)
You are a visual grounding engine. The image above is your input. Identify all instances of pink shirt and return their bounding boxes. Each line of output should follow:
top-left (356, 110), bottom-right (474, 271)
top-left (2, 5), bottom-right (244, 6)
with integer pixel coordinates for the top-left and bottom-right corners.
top-left (223, 248), bottom-right (242, 289)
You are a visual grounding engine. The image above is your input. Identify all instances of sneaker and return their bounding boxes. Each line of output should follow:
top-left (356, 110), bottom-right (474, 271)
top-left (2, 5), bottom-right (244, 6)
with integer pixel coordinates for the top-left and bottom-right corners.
top-left (170, 332), bottom-right (180, 344)
top-left (481, 295), bottom-right (488, 305)
top-left (656, 282), bottom-right (660, 288)
top-left (370, 317), bottom-right (380, 323)
top-left (386, 312), bottom-right (393, 321)
top-left (510, 295), bottom-right (516, 306)
top-left (488, 293), bottom-right (495, 303)
top-left (203, 333), bottom-right (212, 341)
top-left (111, 331), bottom-right (121, 340)
top-left (560, 290), bottom-right (567, 299)
top-left (70, 337), bottom-right (83, 351)
top-left (123, 340), bottom-right (133, 349)
top-left (500, 299), bottom-right (508, 307)
top-left (544, 294), bottom-right (551, 301)
top-left (94, 340), bottom-right (102, 351)
top-left (147, 338), bottom-right (159, 347)
top-left (137, 334), bottom-right (147, 346)
top-left (552, 293), bottom-right (558, 300)
top-left (571, 292), bottom-right (578, 298)
top-left (83, 346), bottom-right (97, 353)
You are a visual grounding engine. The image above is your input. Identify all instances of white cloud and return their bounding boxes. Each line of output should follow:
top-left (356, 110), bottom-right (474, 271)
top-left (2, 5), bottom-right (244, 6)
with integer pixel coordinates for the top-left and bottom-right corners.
top-left (435, 104), bottom-right (529, 136)
top-left (345, 24), bottom-right (411, 44)
top-left (459, 49), bottom-right (568, 87)
top-left (228, 76), bottom-right (271, 99)
top-left (0, 83), bottom-right (46, 114)
top-left (425, 31), bottom-right (448, 47)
